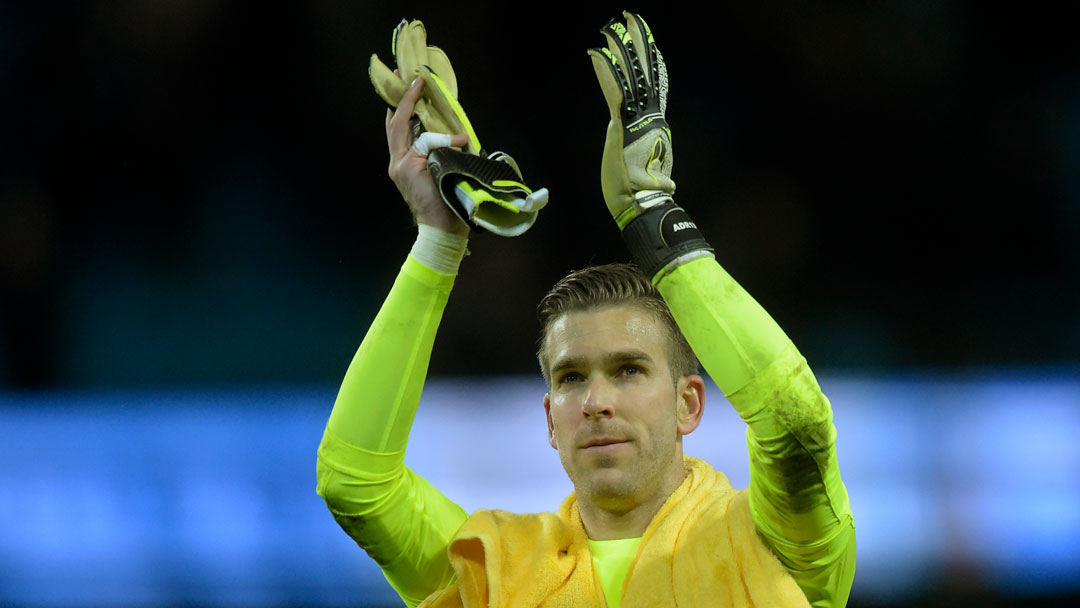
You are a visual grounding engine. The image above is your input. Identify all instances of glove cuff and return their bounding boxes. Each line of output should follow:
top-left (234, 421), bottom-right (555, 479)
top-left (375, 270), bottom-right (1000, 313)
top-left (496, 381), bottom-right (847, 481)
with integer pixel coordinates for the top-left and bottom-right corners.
top-left (621, 198), bottom-right (714, 283)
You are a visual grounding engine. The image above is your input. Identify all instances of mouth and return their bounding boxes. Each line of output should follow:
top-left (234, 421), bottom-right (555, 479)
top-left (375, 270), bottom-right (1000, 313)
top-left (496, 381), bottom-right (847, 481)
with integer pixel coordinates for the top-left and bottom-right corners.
top-left (582, 437), bottom-right (629, 451)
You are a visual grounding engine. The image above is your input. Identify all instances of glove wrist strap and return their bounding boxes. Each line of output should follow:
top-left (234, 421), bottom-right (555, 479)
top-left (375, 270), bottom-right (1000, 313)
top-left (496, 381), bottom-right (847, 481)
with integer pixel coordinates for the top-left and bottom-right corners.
top-left (621, 199), bottom-right (714, 283)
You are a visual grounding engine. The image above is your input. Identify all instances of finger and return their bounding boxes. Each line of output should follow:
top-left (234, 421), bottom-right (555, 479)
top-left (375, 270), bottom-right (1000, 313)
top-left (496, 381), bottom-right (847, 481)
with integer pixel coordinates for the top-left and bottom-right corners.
top-left (395, 20), bottom-right (428, 82)
top-left (426, 45), bottom-right (457, 98)
top-left (598, 20), bottom-right (637, 114)
top-left (397, 77), bottom-right (424, 118)
top-left (410, 132), bottom-right (470, 156)
top-left (449, 133), bottom-right (469, 149)
top-left (411, 132), bottom-right (452, 156)
top-left (601, 18), bottom-right (634, 74)
top-left (604, 19), bottom-right (646, 114)
top-left (369, 54), bottom-right (405, 108)
top-left (588, 47), bottom-right (628, 120)
top-left (625, 12), bottom-right (656, 89)
top-left (384, 108), bottom-right (394, 157)
top-left (387, 79), bottom-right (424, 158)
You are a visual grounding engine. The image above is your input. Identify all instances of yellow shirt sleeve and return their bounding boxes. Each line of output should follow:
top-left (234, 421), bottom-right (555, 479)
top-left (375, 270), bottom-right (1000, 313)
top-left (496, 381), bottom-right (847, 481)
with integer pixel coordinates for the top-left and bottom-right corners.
top-left (657, 256), bottom-right (856, 608)
top-left (316, 255), bottom-right (468, 607)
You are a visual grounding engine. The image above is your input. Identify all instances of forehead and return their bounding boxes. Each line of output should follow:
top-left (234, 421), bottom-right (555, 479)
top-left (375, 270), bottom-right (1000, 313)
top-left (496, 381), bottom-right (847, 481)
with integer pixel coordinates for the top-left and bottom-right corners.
top-left (545, 305), bottom-right (668, 362)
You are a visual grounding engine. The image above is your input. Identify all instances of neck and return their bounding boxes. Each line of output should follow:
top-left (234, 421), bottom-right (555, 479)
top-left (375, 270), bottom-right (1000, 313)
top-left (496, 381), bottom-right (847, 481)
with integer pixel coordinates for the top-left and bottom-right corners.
top-left (577, 467), bottom-right (686, 540)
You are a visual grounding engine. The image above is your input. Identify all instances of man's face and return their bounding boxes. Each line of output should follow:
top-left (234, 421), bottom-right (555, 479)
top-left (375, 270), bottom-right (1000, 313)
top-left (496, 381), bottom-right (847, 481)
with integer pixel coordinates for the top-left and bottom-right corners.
top-left (543, 305), bottom-right (702, 512)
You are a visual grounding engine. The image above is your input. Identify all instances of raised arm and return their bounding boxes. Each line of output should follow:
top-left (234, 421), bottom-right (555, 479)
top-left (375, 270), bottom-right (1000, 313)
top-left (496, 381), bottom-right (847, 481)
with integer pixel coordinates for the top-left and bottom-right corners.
top-left (315, 73), bottom-right (470, 606)
top-left (588, 12), bottom-right (855, 607)
top-left (658, 259), bottom-right (856, 608)
top-left (321, 17), bottom-right (553, 605)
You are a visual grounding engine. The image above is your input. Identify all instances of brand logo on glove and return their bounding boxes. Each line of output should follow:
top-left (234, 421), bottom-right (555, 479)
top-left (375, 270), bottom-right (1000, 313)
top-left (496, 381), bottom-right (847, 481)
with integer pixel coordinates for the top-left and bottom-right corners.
top-left (659, 207), bottom-right (703, 248)
top-left (629, 116), bottom-right (657, 132)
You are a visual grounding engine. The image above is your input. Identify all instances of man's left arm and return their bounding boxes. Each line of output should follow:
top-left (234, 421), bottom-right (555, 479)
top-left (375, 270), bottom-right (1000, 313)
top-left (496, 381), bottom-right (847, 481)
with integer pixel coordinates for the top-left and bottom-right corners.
top-left (588, 12), bottom-right (855, 607)
top-left (657, 258), bottom-right (856, 608)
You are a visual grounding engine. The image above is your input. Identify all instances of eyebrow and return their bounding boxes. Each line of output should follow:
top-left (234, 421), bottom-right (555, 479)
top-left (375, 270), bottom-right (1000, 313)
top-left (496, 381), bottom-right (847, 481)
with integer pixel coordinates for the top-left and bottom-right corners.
top-left (549, 350), bottom-right (654, 375)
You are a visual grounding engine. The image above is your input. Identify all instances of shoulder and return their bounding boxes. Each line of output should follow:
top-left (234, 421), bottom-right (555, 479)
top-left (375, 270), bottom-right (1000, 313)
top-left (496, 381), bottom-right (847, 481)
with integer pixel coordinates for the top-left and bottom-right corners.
top-left (453, 508), bottom-right (575, 545)
top-left (676, 457), bottom-right (744, 524)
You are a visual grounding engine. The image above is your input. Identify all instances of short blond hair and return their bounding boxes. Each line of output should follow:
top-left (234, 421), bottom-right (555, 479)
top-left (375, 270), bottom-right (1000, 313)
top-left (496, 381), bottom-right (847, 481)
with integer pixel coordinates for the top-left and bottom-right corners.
top-left (536, 263), bottom-right (699, 386)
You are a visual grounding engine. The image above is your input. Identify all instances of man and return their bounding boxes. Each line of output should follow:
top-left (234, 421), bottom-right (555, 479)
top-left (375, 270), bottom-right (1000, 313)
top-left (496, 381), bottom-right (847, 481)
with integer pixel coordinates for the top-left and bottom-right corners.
top-left (317, 12), bottom-right (855, 608)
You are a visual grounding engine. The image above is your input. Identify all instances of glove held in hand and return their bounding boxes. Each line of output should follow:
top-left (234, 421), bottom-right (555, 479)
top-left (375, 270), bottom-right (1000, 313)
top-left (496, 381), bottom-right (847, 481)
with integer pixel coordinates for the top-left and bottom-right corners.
top-left (428, 147), bottom-right (549, 237)
top-left (371, 18), bottom-right (549, 237)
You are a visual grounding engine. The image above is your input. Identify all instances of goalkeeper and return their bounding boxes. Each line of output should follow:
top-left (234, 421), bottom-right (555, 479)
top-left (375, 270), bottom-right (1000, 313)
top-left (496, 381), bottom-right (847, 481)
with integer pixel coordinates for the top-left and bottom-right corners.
top-left (317, 12), bottom-right (855, 608)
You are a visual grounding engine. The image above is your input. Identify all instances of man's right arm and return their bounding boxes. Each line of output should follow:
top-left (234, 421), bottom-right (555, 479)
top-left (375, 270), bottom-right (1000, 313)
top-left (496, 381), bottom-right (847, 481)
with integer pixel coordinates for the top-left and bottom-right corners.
top-left (316, 77), bottom-right (472, 607)
top-left (316, 244), bottom-right (468, 607)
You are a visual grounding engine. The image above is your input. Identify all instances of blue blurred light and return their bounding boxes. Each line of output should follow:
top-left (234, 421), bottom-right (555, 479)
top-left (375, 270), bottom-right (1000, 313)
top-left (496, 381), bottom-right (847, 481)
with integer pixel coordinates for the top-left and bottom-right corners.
top-left (1, 375), bottom-right (1078, 605)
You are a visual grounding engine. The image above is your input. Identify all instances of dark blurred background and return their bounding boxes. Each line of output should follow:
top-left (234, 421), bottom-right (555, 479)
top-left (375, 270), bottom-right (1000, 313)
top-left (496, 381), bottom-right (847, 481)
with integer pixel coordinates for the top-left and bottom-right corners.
top-left (2, 1), bottom-right (1078, 387)
top-left (2, 2), bottom-right (1079, 607)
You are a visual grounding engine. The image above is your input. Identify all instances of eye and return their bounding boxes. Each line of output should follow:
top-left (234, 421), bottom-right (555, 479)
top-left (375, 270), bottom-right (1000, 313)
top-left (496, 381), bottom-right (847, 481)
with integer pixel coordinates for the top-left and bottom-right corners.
top-left (558, 372), bottom-right (583, 385)
top-left (621, 365), bottom-right (642, 377)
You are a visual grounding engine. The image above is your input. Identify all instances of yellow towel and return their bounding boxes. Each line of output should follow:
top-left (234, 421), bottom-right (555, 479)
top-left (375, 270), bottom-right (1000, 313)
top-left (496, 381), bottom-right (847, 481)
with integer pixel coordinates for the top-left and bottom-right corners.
top-left (420, 457), bottom-right (810, 607)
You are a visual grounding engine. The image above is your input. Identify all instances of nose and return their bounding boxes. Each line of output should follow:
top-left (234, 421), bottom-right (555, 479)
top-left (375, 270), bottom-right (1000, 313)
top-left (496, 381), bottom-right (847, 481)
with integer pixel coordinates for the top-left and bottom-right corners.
top-left (582, 376), bottom-right (615, 419)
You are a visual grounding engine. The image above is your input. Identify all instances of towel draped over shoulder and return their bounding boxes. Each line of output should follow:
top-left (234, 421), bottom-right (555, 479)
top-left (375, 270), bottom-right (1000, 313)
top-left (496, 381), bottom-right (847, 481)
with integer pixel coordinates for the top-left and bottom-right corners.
top-left (420, 457), bottom-right (811, 608)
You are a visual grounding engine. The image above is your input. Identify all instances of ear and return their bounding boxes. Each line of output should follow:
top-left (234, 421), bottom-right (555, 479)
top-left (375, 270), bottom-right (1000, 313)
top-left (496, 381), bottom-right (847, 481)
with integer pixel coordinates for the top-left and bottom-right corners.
top-left (544, 392), bottom-right (558, 450)
top-left (675, 374), bottom-right (705, 435)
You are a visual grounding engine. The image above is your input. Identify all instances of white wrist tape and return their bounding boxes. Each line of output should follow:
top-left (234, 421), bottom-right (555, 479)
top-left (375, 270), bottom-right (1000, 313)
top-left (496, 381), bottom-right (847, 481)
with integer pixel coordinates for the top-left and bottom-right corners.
top-left (411, 223), bottom-right (469, 275)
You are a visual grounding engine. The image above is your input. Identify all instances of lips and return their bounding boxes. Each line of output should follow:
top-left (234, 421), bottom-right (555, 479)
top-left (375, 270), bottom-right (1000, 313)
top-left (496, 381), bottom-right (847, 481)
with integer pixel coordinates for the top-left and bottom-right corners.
top-left (582, 437), bottom-right (628, 449)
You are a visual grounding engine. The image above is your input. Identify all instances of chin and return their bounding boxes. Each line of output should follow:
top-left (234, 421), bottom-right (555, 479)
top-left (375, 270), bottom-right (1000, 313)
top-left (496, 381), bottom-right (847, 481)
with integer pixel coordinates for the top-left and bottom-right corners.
top-left (580, 467), bottom-right (639, 505)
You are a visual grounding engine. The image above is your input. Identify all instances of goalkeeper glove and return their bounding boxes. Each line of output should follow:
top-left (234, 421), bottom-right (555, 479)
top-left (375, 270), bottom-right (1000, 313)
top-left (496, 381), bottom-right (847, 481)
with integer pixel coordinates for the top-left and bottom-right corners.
top-left (370, 19), bottom-right (548, 236)
top-left (588, 12), bottom-right (713, 280)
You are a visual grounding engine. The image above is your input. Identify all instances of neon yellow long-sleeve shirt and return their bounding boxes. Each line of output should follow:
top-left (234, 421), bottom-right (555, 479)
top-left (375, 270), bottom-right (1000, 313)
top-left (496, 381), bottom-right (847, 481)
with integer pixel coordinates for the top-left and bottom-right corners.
top-left (316, 253), bottom-right (855, 607)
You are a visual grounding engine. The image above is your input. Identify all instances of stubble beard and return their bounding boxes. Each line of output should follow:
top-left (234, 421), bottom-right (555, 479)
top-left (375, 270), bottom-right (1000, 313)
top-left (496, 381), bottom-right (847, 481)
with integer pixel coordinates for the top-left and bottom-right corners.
top-left (562, 430), bottom-right (679, 515)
